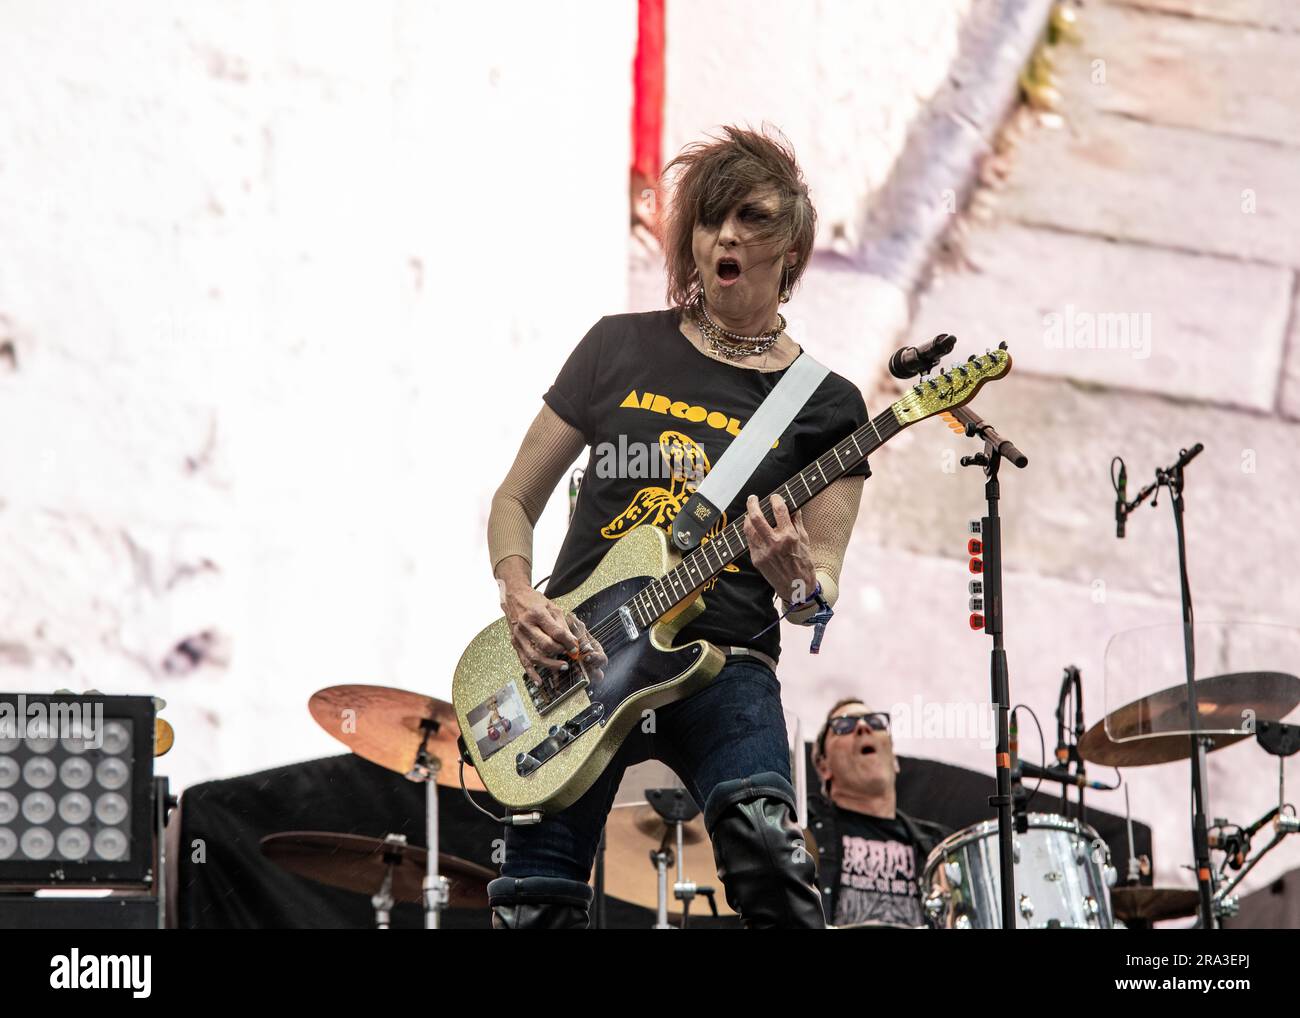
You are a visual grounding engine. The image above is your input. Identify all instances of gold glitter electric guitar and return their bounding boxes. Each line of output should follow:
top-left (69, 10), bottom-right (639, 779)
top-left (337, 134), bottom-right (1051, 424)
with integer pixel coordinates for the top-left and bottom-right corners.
top-left (453, 345), bottom-right (1013, 813)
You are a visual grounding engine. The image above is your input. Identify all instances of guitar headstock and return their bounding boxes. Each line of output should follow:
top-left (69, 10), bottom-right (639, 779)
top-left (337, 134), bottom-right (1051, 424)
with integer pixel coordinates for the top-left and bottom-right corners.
top-left (890, 343), bottom-right (1013, 427)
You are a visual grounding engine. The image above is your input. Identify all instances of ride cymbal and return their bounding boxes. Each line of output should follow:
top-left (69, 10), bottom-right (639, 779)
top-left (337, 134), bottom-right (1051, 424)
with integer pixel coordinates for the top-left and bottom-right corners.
top-left (1080, 671), bottom-right (1300, 767)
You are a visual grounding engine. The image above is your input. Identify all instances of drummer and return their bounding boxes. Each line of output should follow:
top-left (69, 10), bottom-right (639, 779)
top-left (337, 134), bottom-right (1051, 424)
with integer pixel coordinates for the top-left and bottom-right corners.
top-left (809, 698), bottom-right (950, 927)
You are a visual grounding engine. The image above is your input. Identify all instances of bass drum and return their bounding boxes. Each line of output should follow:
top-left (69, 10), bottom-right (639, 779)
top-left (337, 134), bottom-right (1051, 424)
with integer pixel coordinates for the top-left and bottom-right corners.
top-left (921, 813), bottom-right (1117, 929)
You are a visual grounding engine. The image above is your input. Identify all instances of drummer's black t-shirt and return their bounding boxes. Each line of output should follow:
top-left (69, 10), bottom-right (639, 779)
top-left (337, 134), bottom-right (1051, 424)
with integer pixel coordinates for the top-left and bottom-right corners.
top-left (832, 807), bottom-right (925, 927)
top-left (541, 309), bottom-right (870, 666)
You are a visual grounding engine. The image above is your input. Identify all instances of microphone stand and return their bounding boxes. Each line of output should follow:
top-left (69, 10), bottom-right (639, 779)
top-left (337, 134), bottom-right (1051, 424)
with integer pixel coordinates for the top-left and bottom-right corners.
top-left (1055, 666), bottom-right (1087, 825)
top-left (953, 396), bottom-right (1028, 929)
top-left (1115, 443), bottom-right (1215, 929)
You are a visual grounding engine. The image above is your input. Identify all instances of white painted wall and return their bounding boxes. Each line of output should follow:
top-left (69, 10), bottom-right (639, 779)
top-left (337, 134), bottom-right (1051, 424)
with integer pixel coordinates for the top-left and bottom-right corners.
top-left (0, 0), bottom-right (635, 789)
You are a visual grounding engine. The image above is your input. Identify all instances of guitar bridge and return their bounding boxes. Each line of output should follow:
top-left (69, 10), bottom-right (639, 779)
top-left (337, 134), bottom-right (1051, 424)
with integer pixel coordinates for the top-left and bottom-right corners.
top-left (516, 702), bottom-right (605, 776)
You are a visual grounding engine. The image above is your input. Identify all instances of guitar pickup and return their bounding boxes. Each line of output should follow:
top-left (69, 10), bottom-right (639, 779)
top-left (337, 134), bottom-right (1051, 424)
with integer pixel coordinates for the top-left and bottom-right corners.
top-left (531, 674), bottom-right (588, 717)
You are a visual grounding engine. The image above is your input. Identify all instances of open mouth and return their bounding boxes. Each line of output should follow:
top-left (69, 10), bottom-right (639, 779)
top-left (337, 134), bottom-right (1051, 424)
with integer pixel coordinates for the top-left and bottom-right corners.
top-left (716, 257), bottom-right (741, 281)
top-left (859, 745), bottom-right (877, 756)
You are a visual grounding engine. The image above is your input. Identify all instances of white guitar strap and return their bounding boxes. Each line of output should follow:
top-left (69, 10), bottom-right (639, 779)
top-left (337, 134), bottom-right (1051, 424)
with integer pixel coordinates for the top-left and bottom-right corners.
top-left (671, 351), bottom-right (830, 552)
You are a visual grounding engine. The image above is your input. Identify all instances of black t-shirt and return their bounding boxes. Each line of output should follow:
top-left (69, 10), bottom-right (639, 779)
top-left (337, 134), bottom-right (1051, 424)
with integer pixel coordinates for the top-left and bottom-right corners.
top-left (541, 308), bottom-right (869, 665)
top-left (831, 807), bottom-right (925, 927)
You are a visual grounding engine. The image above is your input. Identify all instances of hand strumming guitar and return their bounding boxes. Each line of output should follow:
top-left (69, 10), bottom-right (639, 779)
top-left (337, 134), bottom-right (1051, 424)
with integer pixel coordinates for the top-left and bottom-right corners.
top-left (496, 558), bottom-right (607, 687)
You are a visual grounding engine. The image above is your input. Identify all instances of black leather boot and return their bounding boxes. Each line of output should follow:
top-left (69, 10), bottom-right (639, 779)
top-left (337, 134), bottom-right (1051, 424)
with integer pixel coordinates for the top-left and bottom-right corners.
top-left (704, 771), bottom-right (826, 929)
top-left (487, 875), bottom-right (593, 929)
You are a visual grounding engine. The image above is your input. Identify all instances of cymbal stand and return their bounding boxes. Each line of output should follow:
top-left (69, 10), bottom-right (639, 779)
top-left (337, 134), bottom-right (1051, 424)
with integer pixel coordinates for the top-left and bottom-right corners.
top-left (370, 833), bottom-right (408, 929)
top-left (412, 719), bottom-right (449, 930)
top-left (646, 787), bottom-right (716, 929)
top-left (1212, 721), bottom-right (1299, 918)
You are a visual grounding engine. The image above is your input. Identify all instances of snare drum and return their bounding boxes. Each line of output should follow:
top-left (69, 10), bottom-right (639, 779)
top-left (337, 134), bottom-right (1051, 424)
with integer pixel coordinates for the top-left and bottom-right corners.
top-left (921, 813), bottom-right (1117, 929)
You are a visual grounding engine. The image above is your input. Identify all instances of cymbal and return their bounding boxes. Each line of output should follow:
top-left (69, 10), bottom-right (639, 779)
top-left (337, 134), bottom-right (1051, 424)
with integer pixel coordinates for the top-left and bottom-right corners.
top-left (1079, 671), bottom-right (1300, 767)
top-left (309, 684), bottom-right (485, 791)
top-left (1110, 886), bottom-right (1201, 923)
top-left (600, 802), bottom-right (736, 917)
top-left (261, 831), bottom-right (493, 910)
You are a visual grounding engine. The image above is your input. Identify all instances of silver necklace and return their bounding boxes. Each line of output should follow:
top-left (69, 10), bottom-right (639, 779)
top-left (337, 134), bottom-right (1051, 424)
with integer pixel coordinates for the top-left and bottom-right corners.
top-left (692, 293), bottom-right (785, 361)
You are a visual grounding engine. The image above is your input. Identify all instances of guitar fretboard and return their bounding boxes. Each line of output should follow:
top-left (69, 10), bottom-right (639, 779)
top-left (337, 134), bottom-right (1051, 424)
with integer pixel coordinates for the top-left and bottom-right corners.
top-left (624, 405), bottom-right (902, 629)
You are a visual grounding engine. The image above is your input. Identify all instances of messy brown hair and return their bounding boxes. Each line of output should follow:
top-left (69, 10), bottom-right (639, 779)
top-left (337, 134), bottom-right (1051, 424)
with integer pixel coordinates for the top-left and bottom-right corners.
top-left (659, 124), bottom-right (817, 310)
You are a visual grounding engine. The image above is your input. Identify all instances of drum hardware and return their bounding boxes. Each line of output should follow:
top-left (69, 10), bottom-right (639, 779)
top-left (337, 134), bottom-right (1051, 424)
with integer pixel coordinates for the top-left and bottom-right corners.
top-left (1123, 786), bottom-right (1145, 884)
top-left (413, 721), bottom-right (449, 929)
top-left (600, 793), bottom-right (731, 924)
top-left (951, 395), bottom-right (1029, 931)
top-left (375, 833), bottom-right (403, 929)
top-left (644, 788), bottom-right (718, 928)
top-left (590, 762), bottom-right (733, 923)
top-left (1208, 720), bottom-right (1298, 918)
top-left (259, 831), bottom-right (493, 929)
top-left (308, 684), bottom-right (487, 929)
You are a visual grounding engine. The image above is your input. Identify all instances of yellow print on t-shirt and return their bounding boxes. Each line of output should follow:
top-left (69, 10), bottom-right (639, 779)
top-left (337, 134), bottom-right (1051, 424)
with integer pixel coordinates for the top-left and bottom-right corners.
top-left (599, 429), bottom-right (739, 591)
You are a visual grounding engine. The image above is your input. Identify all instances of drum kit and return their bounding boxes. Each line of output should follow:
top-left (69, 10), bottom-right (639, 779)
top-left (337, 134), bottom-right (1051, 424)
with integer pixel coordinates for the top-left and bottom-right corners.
top-left (921, 666), bottom-right (1300, 929)
top-left (248, 657), bottom-right (1296, 929)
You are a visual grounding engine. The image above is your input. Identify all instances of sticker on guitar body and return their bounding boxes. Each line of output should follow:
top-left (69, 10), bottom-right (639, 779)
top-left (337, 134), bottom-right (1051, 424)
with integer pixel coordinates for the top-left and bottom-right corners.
top-left (468, 682), bottom-right (531, 760)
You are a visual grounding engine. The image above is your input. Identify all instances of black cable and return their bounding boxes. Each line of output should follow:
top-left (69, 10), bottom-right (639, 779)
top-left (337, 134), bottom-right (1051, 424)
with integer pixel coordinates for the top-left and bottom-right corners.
top-left (1013, 702), bottom-right (1047, 802)
top-left (1110, 456), bottom-right (1125, 498)
top-left (460, 759), bottom-right (508, 826)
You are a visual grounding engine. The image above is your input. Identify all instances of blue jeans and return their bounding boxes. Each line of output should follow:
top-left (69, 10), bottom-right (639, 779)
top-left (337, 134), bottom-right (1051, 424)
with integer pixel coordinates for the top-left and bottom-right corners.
top-left (501, 658), bottom-right (793, 881)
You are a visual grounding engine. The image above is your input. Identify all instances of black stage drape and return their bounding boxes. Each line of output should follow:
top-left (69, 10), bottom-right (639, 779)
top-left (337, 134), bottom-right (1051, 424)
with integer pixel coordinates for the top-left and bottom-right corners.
top-left (176, 752), bottom-right (1152, 929)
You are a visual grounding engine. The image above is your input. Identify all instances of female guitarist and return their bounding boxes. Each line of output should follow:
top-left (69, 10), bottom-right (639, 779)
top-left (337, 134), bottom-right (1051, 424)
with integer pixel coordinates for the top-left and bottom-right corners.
top-left (486, 126), bottom-right (871, 928)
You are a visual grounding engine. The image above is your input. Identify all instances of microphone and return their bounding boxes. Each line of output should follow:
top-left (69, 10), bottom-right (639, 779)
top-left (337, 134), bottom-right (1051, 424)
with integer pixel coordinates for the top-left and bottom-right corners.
top-left (1115, 460), bottom-right (1127, 539)
top-left (1009, 708), bottom-right (1020, 778)
top-left (1019, 759), bottom-right (1115, 791)
top-left (889, 333), bottom-right (957, 379)
top-left (1173, 443), bottom-right (1204, 472)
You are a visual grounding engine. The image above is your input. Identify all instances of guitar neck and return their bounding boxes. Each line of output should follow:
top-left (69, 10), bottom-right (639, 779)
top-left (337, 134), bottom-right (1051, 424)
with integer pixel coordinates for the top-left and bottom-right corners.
top-left (624, 405), bottom-right (903, 627)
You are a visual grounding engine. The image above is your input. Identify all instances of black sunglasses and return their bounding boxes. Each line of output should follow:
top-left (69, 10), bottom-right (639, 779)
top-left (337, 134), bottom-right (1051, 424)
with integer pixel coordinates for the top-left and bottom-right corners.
top-left (827, 712), bottom-right (891, 736)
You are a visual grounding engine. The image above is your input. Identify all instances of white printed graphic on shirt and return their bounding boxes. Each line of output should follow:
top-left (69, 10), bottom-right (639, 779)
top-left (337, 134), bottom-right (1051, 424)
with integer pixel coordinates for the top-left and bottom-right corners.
top-left (833, 834), bottom-right (925, 927)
